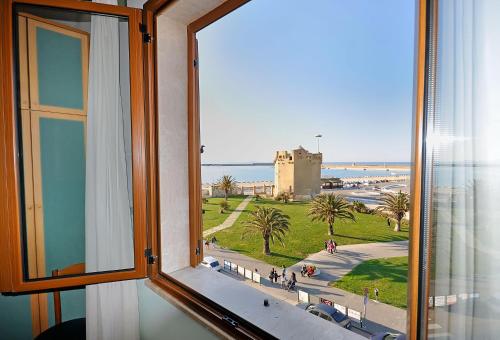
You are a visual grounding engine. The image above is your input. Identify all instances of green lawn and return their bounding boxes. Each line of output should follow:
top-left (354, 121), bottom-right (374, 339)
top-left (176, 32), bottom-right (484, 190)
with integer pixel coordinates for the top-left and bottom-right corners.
top-left (212, 198), bottom-right (409, 267)
top-left (331, 256), bottom-right (408, 309)
top-left (202, 195), bottom-right (247, 230)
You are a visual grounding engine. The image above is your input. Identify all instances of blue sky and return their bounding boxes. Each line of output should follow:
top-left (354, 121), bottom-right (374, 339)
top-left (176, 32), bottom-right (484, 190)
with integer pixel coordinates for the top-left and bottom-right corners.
top-left (198, 0), bottom-right (416, 163)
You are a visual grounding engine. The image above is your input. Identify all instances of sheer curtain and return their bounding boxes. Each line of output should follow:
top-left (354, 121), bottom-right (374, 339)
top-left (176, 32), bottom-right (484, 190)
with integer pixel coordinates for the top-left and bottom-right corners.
top-left (85, 1), bottom-right (139, 339)
top-left (427, 0), bottom-right (500, 338)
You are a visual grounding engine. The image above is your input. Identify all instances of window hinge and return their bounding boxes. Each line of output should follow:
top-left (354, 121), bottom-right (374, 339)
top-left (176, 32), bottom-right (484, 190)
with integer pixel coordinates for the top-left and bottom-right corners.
top-left (222, 316), bottom-right (238, 328)
top-left (144, 248), bottom-right (157, 264)
top-left (193, 58), bottom-right (198, 68)
top-left (139, 23), bottom-right (152, 44)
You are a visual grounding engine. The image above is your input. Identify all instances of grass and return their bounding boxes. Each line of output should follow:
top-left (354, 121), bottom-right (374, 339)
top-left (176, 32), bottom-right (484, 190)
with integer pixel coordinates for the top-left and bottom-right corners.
top-left (202, 195), bottom-right (247, 230)
top-left (212, 198), bottom-right (409, 267)
top-left (331, 256), bottom-right (408, 309)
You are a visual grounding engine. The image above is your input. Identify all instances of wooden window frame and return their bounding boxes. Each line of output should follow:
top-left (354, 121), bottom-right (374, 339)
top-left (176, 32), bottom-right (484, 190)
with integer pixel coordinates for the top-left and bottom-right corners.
top-left (0, 0), bottom-right (433, 337)
top-left (0, 0), bottom-right (148, 293)
top-left (141, 0), bottom-right (430, 339)
top-left (142, 1), bottom-right (277, 338)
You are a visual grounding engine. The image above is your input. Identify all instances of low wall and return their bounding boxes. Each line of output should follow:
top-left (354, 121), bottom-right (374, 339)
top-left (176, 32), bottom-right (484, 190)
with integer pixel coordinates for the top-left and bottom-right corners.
top-left (202, 181), bottom-right (274, 198)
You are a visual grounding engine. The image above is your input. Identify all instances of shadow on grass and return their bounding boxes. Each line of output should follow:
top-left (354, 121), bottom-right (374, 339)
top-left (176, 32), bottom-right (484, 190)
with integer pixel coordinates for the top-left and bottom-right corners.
top-left (223, 247), bottom-right (304, 265)
top-left (253, 200), bottom-right (307, 207)
top-left (268, 252), bottom-right (303, 263)
top-left (334, 233), bottom-right (408, 243)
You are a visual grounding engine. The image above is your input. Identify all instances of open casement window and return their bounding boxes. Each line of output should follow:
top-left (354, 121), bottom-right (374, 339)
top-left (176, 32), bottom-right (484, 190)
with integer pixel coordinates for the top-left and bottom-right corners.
top-left (140, 0), bottom-right (428, 339)
top-left (140, 0), bottom-right (277, 338)
top-left (0, 0), bottom-right (148, 293)
top-left (0, 0), bottom-right (436, 338)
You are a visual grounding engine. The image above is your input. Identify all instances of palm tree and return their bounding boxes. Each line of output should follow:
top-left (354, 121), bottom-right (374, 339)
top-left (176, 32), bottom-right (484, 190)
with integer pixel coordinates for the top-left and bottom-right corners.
top-left (375, 191), bottom-right (410, 232)
top-left (242, 207), bottom-right (290, 255)
top-left (216, 175), bottom-right (236, 201)
top-left (308, 194), bottom-right (355, 236)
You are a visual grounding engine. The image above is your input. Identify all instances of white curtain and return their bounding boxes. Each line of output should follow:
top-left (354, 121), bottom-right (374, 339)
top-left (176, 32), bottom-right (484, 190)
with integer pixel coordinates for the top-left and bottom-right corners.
top-left (85, 1), bottom-right (139, 339)
top-left (428, 0), bottom-right (500, 338)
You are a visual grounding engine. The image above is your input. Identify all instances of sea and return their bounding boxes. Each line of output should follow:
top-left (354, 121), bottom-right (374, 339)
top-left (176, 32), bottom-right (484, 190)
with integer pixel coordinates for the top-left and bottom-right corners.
top-left (201, 162), bottom-right (410, 184)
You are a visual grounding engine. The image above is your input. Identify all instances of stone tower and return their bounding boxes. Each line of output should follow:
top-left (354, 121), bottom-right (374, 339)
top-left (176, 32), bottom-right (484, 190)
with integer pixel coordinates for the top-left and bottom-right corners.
top-left (274, 146), bottom-right (322, 200)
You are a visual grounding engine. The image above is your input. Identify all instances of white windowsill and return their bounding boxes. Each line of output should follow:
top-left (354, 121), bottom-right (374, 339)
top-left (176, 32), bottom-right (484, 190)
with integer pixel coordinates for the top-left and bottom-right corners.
top-left (152, 266), bottom-right (364, 340)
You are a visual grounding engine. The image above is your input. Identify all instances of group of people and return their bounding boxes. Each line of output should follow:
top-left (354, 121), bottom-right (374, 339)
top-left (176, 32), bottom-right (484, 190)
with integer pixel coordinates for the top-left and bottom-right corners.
top-left (324, 239), bottom-right (337, 254)
top-left (269, 266), bottom-right (297, 292)
top-left (205, 236), bottom-right (218, 249)
top-left (300, 264), bottom-right (315, 277)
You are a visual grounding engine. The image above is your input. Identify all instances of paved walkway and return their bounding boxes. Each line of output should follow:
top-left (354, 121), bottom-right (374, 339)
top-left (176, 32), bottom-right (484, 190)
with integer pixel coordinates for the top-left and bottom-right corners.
top-left (206, 240), bottom-right (409, 335)
top-left (203, 196), bottom-right (253, 238)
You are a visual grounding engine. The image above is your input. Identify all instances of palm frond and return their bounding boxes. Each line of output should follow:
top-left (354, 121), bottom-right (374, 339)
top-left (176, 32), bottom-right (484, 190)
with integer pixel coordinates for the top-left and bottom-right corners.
top-left (242, 207), bottom-right (290, 247)
top-left (308, 193), bottom-right (356, 222)
top-left (375, 191), bottom-right (410, 220)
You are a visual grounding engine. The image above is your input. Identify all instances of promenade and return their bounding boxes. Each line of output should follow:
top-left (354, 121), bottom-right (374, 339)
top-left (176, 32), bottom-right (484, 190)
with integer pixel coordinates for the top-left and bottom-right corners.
top-left (206, 241), bottom-right (408, 335)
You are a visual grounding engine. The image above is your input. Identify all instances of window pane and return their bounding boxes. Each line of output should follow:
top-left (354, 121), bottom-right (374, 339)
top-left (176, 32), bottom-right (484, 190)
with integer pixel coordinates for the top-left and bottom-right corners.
top-left (425, 0), bottom-right (500, 338)
top-left (15, 5), bottom-right (134, 279)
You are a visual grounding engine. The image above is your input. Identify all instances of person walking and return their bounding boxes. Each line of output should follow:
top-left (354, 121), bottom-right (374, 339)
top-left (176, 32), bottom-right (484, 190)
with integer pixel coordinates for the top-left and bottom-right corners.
top-left (287, 272), bottom-right (297, 292)
top-left (280, 272), bottom-right (287, 289)
top-left (332, 240), bottom-right (337, 253)
top-left (324, 240), bottom-right (328, 251)
top-left (273, 270), bottom-right (279, 283)
top-left (211, 236), bottom-right (218, 248)
top-left (282, 265), bottom-right (287, 278)
top-left (301, 264), bottom-right (307, 277)
top-left (269, 268), bottom-right (275, 283)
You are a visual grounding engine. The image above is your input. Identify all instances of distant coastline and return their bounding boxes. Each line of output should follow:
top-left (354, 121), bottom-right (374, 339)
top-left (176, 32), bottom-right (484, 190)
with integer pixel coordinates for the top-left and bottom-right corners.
top-left (202, 162), bottom-right (273, 166)
top-left (201, 162), bottom-right (411, 184)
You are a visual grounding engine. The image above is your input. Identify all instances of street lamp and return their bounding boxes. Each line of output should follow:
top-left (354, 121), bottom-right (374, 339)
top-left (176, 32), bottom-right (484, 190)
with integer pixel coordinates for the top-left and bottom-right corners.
top-left (315, 134), bottom-right (322, 153)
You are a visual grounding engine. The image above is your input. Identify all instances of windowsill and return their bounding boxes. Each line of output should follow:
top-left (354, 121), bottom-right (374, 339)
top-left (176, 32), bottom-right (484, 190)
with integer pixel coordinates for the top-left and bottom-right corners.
top-left (152, 266), bottom-right (364, 339)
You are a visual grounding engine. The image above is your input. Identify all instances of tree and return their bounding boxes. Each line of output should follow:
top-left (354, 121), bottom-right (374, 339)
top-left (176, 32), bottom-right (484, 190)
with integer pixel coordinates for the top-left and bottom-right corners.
top-left (242, 207), bottom-right (290, 255)
top-left (216, 175), bottom-right (236, 201)
top-left (308, 194), bottom-right (355, 236)
top-left (375, 191), bottom-right (410, 232)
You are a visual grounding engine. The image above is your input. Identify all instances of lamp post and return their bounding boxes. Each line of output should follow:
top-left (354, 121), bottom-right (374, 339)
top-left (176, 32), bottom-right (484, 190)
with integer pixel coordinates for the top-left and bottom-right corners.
top-left (315, 134), bottom-right (322, 153)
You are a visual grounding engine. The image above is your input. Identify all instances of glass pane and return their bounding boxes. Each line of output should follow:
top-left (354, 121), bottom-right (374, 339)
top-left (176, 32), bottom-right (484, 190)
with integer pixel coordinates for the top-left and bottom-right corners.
top-left (425, 0), bottom-right (500, 338)
top-left (14, 5), bottom-right (134, 279)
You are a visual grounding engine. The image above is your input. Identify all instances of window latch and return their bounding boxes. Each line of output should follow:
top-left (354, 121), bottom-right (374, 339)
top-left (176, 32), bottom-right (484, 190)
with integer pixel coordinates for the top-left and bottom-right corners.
top-left (222, 316), bottom-right (238, 328)
top-left (139, 23), bottom-right (152, 44)
top-left (144, 248), bottom-right (157, 264)
top-left (196, 239), bottom-right (201, 255)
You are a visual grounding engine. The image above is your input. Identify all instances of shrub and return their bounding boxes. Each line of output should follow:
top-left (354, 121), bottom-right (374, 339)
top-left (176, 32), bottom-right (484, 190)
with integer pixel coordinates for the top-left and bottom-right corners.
top-left (275, 192), bottom-right (291, 203)
top-left (219, 200), bottom-right (229, 213)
